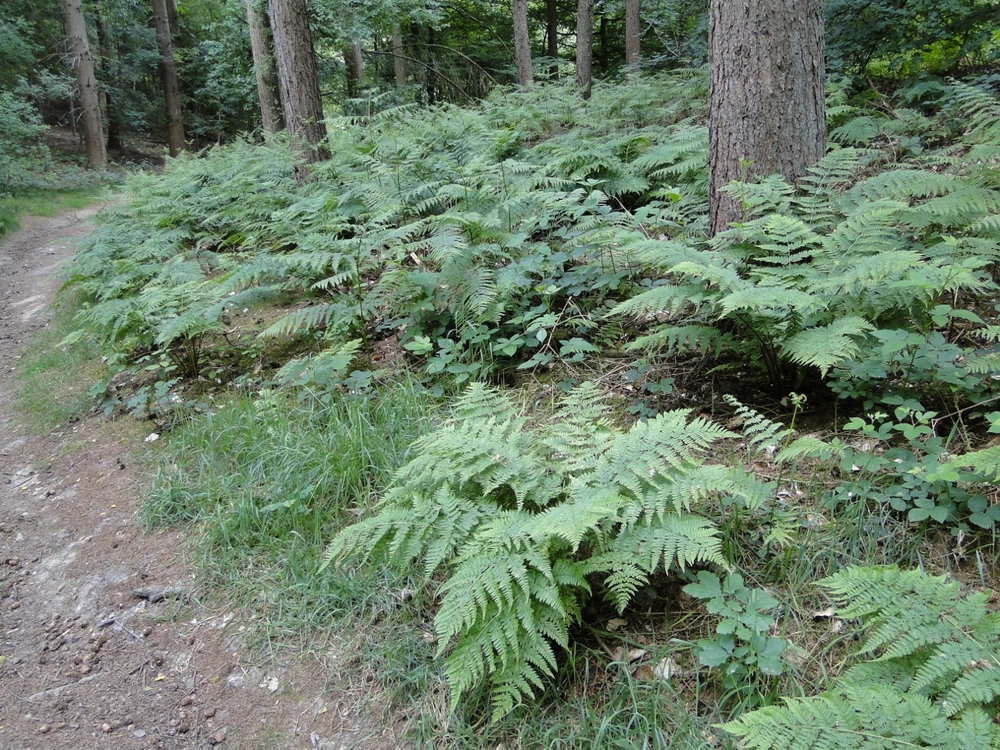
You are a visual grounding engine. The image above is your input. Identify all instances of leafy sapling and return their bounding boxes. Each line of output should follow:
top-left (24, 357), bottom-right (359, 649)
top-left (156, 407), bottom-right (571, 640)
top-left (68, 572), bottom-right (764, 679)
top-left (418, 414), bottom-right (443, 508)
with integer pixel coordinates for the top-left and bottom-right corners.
top-left (683, 571), bottom-right (787, 711)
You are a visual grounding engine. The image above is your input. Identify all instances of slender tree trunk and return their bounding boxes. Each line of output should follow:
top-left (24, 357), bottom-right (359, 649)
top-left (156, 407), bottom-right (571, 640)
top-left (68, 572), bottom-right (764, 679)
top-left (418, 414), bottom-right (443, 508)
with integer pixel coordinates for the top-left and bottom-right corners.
top-left (546, 0), bottom-right (558, 79)
top-left (94, 5), bottom-right (123, 150)
top-left (425, 25), bottom-right (438, 104)
top-left (165, 0), bottom-right (180, 45)
top-left (597, 12), bottom-right (608, 75)
top-left (513, 0), bottom-right (533, 88)
top-left (708, 0), bottom-right (826, 235)
top-left (392, 22), bottom-right (406, 88)
top-left (152, 0), bottom-right (185, 156)
top-left (267, 0), bottom-right (329, 170)
top-left (245, 0), bottom-right (284, 133)
top-left (575, 0), bottom-right (594, 99)
top-left (344, 41), bottom-right (364, 98)
top-left (64, 0), bottom-right (107, 168)
top-left (625, 0), bottom-right (640, 68)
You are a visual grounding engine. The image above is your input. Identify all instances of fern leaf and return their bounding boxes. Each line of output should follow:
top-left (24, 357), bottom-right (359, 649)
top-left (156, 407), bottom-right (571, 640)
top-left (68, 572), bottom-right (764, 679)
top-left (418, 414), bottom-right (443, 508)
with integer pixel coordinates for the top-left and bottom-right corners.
top-left (781, 316), bottom-right (875, 376)
top-left (260, 303), bottom-right (339, 338)
top-left (723, 396), bottom-right (792, 455)
top-left (600, 515), bottom-right (725, 612)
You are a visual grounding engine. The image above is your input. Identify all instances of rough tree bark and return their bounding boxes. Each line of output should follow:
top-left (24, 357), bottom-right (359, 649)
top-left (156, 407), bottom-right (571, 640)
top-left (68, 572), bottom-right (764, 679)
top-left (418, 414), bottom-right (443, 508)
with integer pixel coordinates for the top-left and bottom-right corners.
top-left (344, 41), bottom-right (364, 98)
top-left (267, 0), bottom-right (329, 169)
top-left (392, 22), bottom-right (406, 88)
top-left (625, 0), bottom-right (640, 68)
top-left (708, 0), bottom-right (826, 236)
top-left (575, 0), bottom-right (594, 99)
top-left (513, 0), bottom-right (533, 88)
top-left (64, 0), bottom-right (107, 169)
top-left (152, 0), bottom-right (186, 156)
top-left (245, 0), bottom-right (284, 133)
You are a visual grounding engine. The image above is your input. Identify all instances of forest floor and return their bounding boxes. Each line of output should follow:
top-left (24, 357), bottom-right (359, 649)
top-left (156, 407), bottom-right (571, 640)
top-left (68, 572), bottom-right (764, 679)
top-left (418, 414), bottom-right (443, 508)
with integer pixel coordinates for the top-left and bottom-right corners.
top-left (0, 209), bottom-right (403, 750)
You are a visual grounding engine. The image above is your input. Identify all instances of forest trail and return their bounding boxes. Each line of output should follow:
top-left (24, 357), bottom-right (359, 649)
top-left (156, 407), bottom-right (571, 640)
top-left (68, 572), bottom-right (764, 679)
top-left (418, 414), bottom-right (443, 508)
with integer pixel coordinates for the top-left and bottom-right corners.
top-left (0, 209), bottom-right (399, 750)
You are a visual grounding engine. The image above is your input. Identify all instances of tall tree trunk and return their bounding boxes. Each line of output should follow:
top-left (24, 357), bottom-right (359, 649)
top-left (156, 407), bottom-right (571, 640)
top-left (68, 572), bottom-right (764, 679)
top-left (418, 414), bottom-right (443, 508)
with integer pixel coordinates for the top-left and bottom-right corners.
top-left (94, 5), bottom-right (123, 150)
top-left (575, 0), bottom-right (594, 99)
top-left (267, 0), bottom-right (329, 170)
top-left (513, 0), bottom-right (533, 88)
top-left (344, 41), bottom-right (364, 98)
top-left (64, 0), bottom-right (107, 169)
top-left (425, 25), bottom-right (438, 104)
top-left (708, 0), bottom-right (826, 235)
top-left (546, 0), bottom-right (558, 79)
top-left (597, 12), bottom-right (608, 75)
top-left (245, 0), bottom-right (284, 133)
top-left (392, 22), bottom-right (406, 88)
top-left (625, 0), bottom-right (640, 68)
top-left (152, 0), bottom-right (185, 156)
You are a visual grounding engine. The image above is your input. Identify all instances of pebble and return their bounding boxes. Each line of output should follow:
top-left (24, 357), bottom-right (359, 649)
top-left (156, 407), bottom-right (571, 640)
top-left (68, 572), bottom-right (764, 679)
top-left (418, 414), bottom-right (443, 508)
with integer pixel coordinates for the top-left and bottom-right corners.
top-left (101, 722), bottom-right (112, 733)
top-left (210, 729), bottom-right (227, 745)
top-left (180, 695), bottom-right (192, 706)
top-left (204, 707), bottom-right (216, 718)
top-left (133, 729), bottom-right (146, 738)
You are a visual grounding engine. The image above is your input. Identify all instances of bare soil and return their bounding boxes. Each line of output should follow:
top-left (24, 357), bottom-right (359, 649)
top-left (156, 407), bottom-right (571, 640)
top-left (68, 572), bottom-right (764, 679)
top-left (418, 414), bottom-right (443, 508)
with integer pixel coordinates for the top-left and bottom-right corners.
top-left (0, 209), bottom-right (400, 749)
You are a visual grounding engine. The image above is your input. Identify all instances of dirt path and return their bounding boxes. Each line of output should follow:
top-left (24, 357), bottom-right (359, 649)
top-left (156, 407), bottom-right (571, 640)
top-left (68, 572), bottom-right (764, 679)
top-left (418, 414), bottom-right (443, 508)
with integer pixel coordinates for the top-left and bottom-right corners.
top-left (0, 210), bottom-right (395, 749)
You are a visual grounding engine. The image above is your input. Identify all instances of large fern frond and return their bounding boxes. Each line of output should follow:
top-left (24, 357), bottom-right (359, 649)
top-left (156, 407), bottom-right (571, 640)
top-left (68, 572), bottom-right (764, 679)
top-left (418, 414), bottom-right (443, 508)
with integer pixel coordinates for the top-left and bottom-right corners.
top-left (726, 566), bottom-right (1000, 750)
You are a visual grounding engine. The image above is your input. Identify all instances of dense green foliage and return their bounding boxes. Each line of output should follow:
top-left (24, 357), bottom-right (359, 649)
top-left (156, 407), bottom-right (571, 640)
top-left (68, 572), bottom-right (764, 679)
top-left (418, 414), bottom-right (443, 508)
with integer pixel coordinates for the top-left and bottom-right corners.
top-left (827, 0), bottom-right (1000, 74)
top-left (62, 72), bottom-right (707, 408)
top-left (0, 91), bottom-right (52, 194)
top-left (49, 47), bottom-right (1000, 747)
top-left (326, 382), bottom-right (768, 719)
top-left (726, 566), bottom-right (1000, 749)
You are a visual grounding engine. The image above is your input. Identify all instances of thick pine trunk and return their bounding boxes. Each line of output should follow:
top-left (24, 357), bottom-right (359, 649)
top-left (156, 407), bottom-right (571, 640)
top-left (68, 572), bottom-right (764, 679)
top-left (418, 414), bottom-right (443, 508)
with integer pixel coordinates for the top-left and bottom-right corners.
top-left (708, 0), bottom-right (826, 236)
top-left (245, 0), bottom-right (284, 133)
top-left (625, 0), bottom-right (640, 68)
top-left (575, 0), bottom-right (594, 99)
top-left (64, 0), bottom-right (107, 169)
top-left (152, 0), bottom-right (185, 156)
top-left (267, 0), bottom-right (329, 169)
top-left (392, 23), bottom-right (406, 88)
top-left (513, 0), bottom-right (533, 88)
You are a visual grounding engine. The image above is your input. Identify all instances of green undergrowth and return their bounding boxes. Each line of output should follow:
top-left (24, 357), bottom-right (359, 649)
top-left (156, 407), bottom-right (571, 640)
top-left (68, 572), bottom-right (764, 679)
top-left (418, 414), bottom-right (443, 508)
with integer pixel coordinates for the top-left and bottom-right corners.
top-left (15, 293), bottom-right (109, 431)
top-left (145, 381), bottom-right (437, 633)
top-left (52, 71), bottom-right (1000, 747)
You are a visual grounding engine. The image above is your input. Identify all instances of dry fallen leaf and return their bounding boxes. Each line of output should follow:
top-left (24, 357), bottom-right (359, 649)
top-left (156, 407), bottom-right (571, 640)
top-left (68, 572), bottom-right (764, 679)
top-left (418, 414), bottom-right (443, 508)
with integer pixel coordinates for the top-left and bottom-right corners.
top-left (653, 656), bottom-right (681, 680)
top-left (606, 617), bottom-right (627, 632)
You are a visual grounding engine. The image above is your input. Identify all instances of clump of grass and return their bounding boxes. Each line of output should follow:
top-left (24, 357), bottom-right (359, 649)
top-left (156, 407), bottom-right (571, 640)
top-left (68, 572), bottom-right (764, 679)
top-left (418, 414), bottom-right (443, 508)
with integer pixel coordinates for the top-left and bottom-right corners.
top-left (15, 293), bottom-right (108, 431)
top-left (402, 642), bottom-right (724, 750)
top-left (146, 381), bottom-right (438, 630)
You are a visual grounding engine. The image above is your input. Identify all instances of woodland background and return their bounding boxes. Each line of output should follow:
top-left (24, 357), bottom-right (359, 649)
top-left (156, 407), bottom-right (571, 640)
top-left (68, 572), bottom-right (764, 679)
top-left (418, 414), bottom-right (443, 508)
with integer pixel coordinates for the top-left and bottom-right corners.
top-left (3, 1), bottom-right (1000, 748)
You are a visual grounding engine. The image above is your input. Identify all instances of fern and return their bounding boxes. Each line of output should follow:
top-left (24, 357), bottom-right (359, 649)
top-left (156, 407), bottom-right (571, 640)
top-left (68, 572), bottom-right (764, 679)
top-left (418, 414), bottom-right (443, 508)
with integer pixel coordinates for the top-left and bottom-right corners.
top-left (723, 396), bottom-right (792, 456)
top-left (725, 566), bottom-right (1000, 750)
top-left (782, 316), bottom-right (875, 376)
top-left (327, 382), bottom-right (768, 719)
